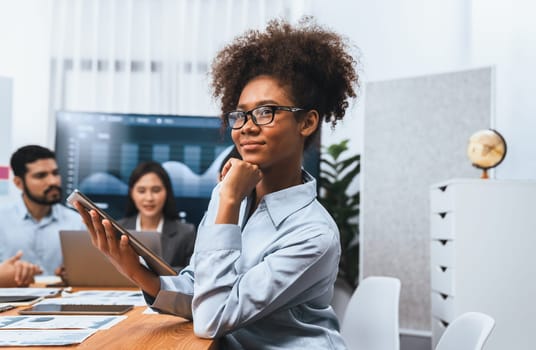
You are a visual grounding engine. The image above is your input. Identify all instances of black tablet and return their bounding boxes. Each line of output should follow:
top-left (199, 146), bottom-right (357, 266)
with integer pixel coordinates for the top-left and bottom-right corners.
top-left (19, 304), bottom-right (133, 315)
top-left (66, 189), bottom-right (177, 276)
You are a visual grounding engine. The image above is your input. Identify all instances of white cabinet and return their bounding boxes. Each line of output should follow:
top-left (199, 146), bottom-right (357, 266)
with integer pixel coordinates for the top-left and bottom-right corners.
top-left (430, 179), bottom-right (536, 350)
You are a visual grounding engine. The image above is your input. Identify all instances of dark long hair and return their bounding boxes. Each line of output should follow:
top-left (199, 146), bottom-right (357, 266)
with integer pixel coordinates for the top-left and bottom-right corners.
top-left (124, 161), bottom-right (179, 220)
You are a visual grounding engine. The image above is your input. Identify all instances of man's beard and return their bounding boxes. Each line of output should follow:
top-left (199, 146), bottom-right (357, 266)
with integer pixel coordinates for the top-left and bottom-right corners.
top-left (23, 182), bottom-right (63, 205)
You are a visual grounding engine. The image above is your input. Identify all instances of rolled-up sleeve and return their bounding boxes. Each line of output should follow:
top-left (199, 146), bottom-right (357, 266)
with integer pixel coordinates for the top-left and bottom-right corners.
top-left (148, 268), bottom-right (196, 318)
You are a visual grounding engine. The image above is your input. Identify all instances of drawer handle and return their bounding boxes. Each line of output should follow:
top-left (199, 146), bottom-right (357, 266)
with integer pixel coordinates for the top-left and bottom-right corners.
top-left (439, 319), bottom-right (449, 327)
top-left (439, 293), bottom-right (448, 300)
top-left (439, 266), bottom-right (447, 272)
top-left (439, 212), bottom-right (447, 219)
top-left (439, 185), bottom-right (447, 192)
top-left (439, 239), bottom-right (448, 246)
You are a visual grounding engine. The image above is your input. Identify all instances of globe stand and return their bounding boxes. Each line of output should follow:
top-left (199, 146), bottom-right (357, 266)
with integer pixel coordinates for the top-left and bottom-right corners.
top-left (480, 169), bottom-right (489, 180)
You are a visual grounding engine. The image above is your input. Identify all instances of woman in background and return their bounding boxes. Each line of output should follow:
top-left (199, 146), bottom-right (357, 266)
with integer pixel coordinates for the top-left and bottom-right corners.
top-left (119, 161), bottom-right (196, 271)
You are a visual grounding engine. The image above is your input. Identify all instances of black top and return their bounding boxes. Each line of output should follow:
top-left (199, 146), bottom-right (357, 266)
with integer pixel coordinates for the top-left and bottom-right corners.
top-left (118, 216), bottom-right (196, 272)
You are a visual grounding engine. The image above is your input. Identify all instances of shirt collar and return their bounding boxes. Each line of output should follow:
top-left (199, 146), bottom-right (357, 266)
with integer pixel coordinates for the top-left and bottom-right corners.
top-left (15, 194), bottom-right (59, 222)
top-left (135, 213), bottom-right (164, 233)
top-left (261, 171), bottom-right (317, 228)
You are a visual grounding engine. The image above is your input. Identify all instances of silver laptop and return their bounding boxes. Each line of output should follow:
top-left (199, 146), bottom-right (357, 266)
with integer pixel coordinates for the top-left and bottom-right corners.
top-left (60, 230), bottom-right (162, 287)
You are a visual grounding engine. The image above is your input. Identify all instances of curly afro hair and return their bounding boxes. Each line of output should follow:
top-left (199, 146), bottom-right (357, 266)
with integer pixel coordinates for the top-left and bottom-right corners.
top-left (210, 16), bottom-right (360, 131)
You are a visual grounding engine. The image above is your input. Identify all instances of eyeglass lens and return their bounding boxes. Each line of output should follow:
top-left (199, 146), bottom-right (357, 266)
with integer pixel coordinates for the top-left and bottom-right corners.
top-left (228, 106), bottom-right (275, 129)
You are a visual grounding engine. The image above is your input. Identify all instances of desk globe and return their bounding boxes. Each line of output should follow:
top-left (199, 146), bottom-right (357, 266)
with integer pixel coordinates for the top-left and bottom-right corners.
top-left (467, 129), bottom-right (507, 179)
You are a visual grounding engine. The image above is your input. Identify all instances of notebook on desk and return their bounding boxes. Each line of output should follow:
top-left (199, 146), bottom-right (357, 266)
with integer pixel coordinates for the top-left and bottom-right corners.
top-left (59, 230), bottom-right (162, 287)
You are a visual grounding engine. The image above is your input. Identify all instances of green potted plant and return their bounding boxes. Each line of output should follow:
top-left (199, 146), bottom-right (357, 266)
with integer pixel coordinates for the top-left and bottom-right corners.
top-left (318, 139), bottom-right (360, 289)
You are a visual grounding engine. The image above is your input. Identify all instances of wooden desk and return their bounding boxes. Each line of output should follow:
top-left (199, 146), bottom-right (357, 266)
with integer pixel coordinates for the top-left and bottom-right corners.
top-left (1, 300), bottom-right (217, 349)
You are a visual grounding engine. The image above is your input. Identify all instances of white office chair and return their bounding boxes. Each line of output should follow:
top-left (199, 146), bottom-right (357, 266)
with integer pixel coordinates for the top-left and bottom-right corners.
top-left (340, 276), bottom-right (401, 350)
top-left (435, 312), bottom-right (495, 350)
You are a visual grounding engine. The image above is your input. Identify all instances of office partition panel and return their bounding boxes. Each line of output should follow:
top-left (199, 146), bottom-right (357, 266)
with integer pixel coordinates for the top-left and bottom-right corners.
top-left (361, 67), bottom-right (493, 332)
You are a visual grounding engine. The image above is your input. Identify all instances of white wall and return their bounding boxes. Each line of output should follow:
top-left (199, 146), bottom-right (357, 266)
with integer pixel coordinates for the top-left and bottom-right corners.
top-left (470, 0), bottom-right (536, 179)
top-left (0, 0), bottom-right (52, 149)
top-left (0, 0), bottom-right (52, 203)
top-left (312, 0), bottom-right (536, 180)
top-left (315, 0), bottom-right (471, 157)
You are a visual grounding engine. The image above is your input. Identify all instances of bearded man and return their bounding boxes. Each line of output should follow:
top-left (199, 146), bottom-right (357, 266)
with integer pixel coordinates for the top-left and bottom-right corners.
top-left (0, 145), bottom-right (83, 278)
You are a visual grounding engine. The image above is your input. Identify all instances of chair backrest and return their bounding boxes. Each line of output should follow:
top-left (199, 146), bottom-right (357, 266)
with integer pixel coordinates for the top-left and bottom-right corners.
top-left (435, 312), bottom-right (495, 350)
top-left (340, 276), bottom-right (401, 350)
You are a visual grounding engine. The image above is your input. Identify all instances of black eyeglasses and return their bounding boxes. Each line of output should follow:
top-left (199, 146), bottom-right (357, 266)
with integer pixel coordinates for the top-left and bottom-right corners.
top-left (225, 105), bottom-right (306, 130)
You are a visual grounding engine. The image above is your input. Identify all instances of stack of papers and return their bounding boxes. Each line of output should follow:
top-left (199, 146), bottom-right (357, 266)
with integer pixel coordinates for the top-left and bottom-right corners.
top-left (0, 315), bottom-right (127, 346)
top-left (0, 315), bottom-right (125, 330)
top-left (0, 330), bottom-right (97, 346)
top-left (0, 287), bottom-right (62, 298)
top-left (0, 289), bottom-right (136, 346)
top-left (36, 290), bottom-right (146, 306)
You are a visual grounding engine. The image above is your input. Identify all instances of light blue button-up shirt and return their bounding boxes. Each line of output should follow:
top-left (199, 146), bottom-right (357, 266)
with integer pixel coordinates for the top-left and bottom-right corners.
top-left (0, 195), bottom-right (84, 275)
top-left (146, 172), bottom-right (347, 349)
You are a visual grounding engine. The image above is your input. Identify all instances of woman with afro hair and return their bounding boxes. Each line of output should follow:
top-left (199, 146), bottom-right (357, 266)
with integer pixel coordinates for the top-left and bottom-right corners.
top-left (75, 16), bottom-right (359, 349)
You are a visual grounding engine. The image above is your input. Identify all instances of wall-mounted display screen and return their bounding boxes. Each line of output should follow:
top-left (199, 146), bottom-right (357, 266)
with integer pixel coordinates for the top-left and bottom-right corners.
top-left (55, 111), bottom-right (320, 226)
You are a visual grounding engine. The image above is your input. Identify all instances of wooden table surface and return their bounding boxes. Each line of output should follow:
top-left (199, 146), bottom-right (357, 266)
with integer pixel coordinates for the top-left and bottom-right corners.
top-left (0, 290), bottom-right (217, 350)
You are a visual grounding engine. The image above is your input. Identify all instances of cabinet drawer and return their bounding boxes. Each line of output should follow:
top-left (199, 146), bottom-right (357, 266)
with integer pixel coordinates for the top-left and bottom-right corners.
top-left (431, 240), bottom-right (455, 267)
top-left (432, 317), bottom-right (449, 347)
top-left (431, 265), bottom-right (455, 296)
top-left (430, 185), bottom-right (454, 213)
top-left (431, 212), bottom-right (454, 239)
top-left (431, 291), bottom-right (455, 322)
